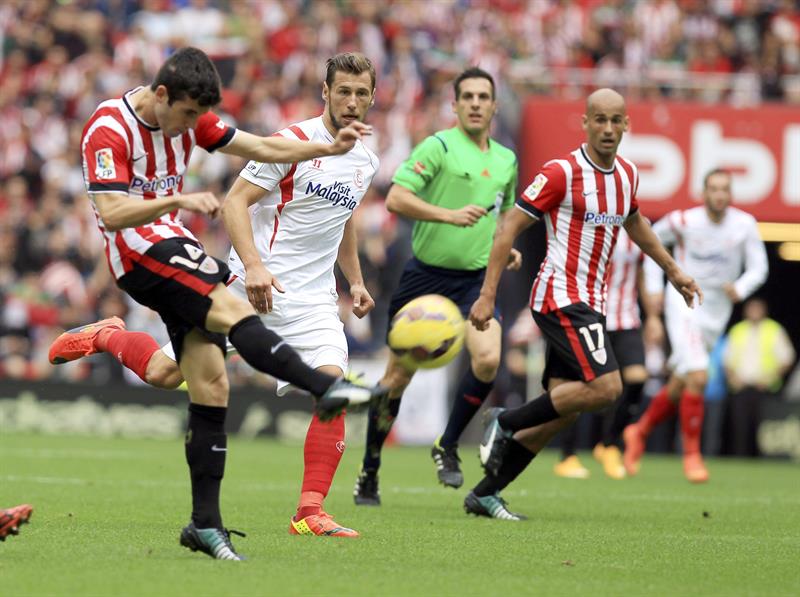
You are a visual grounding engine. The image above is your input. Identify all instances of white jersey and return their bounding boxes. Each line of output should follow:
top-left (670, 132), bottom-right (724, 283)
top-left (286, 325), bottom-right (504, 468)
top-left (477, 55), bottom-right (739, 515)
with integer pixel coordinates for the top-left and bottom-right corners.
top-left (605, 228), bottom-right (642, 332)
top-left (228, 116), bottom-right (379, 303)
top-left (644, 205), bottom-right (768, 374)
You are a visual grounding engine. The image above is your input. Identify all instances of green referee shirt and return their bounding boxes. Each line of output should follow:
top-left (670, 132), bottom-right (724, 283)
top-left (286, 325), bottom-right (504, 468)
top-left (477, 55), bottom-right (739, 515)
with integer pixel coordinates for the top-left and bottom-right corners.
top-left (392, 127), bottom-right (518, 271)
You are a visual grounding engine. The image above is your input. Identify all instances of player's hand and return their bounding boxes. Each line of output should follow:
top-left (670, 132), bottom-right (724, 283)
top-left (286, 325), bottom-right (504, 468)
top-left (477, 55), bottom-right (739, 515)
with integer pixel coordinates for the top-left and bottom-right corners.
top-left (448, 205), bottom-right (487, 227)
top-left (329, 121), bottom-right (372, 155)
top-left (643, 315), bottom-right (665, 348)
top-left (722, 282), bottom-right (741, 303)
top-left (469, 295), bottom-right (495, 331)
top-left (668, 269), bottom-right (703, 308)
top-left (350, 282), bottom-right (375, 319)
top-left (245, 263), bottom-right (284, 313)
top-left (178, 192), bottom-right (221, 218)
top-left (506, 248), bottom-right (522, 271)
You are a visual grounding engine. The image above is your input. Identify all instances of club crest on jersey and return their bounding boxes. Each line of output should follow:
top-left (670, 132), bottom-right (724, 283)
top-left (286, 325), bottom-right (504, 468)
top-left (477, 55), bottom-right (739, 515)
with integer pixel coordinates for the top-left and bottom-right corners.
top-left (353, 168), bottom-right (364, 188)
top-left (584, 212), bottom-right (625, 226)
top-left (95, 148), bottom-right (116, 180)
top-left (306, 180), bottom-right (358, 210)
top-left (523, 173), bottom-right (547, 200)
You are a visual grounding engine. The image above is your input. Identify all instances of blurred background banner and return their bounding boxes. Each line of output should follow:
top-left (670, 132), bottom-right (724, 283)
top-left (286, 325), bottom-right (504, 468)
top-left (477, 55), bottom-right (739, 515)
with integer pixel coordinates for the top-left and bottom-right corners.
top-left (520, 98), bottom-right (800, 221)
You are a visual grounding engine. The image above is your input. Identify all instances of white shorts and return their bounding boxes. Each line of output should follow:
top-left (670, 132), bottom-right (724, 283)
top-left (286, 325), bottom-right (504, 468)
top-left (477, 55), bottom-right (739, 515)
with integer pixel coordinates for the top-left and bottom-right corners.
top-left (162, 276), bottom-right (348, 395)
top-left (664, 287), bottom-right (729, 376)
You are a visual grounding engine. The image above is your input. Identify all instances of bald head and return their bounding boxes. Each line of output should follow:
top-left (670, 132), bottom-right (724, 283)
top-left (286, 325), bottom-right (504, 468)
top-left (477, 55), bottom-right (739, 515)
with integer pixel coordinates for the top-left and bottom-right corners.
top-left (586, 88), bottom-right (626, 116)
top-left (581, 88), bottom-right (629, 167)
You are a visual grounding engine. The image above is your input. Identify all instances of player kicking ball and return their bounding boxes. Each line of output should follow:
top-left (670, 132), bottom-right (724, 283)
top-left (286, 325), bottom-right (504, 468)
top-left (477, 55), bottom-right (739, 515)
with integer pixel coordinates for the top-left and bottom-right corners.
top-left (50, 48), bottom-right (386, 558)
top-left (623, 168), bottom-right (768, 483)
top-left (466, 89), bottom-right (701, 520)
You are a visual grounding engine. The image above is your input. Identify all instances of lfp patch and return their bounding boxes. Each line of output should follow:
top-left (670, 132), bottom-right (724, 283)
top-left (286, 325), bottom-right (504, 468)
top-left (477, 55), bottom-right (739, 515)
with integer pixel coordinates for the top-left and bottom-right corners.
top-left (523, 173), bottom-right (547, 201)
top-left (95, 148), bottom-right (116, 180)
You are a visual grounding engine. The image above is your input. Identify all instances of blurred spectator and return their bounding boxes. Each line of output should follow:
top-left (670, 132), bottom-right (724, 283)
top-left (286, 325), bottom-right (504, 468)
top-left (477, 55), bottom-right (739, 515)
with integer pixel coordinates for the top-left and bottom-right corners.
top-left (723, 298), bottom-right (796, 456)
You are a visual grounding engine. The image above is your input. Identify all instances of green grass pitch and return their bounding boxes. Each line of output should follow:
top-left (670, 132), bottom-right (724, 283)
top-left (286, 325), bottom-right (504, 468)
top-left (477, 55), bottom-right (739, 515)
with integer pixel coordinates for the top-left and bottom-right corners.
top-left (2, 432), bottom-right (798, 596)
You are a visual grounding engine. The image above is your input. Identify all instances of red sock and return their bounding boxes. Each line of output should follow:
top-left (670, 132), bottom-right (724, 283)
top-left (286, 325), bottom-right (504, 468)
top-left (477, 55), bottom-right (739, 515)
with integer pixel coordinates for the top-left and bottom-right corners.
top-left (97, 329), bottom-right (159, 383)
top-left (679, 389), bottom-right (704, 455)
top-left (296, 413), bottom-right (345, 520)
top-left (638, 386), bottom-right (678, 436)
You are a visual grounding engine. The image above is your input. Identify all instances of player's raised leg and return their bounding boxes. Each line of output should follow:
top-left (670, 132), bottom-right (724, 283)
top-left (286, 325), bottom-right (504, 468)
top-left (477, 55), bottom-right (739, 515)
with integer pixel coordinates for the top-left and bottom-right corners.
top-left (434, 318), bottom-right (501, 489)
top-left (290, 364), bottom-right (359, 538)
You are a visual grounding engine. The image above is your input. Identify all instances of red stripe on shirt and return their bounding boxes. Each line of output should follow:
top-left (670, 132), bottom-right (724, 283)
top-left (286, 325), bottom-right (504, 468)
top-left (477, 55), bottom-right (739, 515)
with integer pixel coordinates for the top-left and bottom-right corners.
top-left (585, 170), bottom-right (608, 310)
top-left (564, 156), bottom-right (585, 304)
top-left (554, 308), bottom-right (596, 382)
top-left (269, 163), bottom-right (298, 250)
top-left (288, 125), bottom-right (309, 141)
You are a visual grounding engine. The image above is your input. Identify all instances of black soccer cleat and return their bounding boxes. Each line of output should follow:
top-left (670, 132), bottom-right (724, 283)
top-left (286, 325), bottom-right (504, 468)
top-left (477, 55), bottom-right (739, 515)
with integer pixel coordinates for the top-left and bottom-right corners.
top-left (316, 375), bottom-right (389, 422)
top-left (479, 407), bottom-right (513, 477)
top-left (431, 436), bottom-right (464, 488)
top-left (353, 466), bottom-right (381, 506)
top-left (179, 522), bottom-right (245, 561)
top-left (464, 491), bottom-right (527, 521)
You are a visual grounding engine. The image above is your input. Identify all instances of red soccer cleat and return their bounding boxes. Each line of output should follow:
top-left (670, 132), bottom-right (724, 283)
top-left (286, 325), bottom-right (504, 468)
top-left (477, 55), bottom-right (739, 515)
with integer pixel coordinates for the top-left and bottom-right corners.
top-left (48, 317), bottom-right (125, 364)
top-left (683, 452), bottom-right (710, 484)
top-left (288, 511), bottom-right (359, 538)
top-left (622, 423), bottom-right (646, 476)
top-left (0, 504), bottom-right (33, 541)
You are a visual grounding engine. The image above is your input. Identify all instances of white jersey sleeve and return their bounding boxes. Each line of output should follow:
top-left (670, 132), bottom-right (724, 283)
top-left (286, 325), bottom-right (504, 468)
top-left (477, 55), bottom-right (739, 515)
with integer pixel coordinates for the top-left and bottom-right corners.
top-left (239, 159), bottom-right (292, 192)
top-left (732, 216), bottom-right (768, 300)
top-left (643, 211), bottom-right (681, 296)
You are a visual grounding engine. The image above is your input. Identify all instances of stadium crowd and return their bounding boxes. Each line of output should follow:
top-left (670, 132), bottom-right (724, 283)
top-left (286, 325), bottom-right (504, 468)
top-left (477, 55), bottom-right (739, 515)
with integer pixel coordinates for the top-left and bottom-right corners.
top-left (1, 0), bottom-right (798, 405)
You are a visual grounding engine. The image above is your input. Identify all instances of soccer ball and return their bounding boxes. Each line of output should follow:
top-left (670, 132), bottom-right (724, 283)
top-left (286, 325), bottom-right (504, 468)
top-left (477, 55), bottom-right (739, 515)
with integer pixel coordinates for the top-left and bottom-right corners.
top-left (388, 294), bottom-right (465, 370)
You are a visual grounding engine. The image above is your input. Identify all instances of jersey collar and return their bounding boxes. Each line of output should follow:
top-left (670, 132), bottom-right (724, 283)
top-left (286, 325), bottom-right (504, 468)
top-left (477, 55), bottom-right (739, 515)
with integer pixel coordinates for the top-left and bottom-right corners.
top-left (123, 87), bottom-right (160, 132)
top-left (580, 144), bottom-right (616, 174)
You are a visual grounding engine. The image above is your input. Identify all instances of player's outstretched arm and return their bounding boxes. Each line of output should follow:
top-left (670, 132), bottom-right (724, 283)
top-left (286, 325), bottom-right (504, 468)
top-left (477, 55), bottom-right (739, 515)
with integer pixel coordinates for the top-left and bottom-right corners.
top-left (93, 191), bottom-right (219, 231)
top-left (385, 183), bottom-right (487, 226)
top-left (219, 122), bottom-right (372, 163)
top-left (469, 207), bottom-right (535, 330)
top-left (221, 176), bottom-right (283, 313)
top-left (624, 211), bottom-right (703, 308)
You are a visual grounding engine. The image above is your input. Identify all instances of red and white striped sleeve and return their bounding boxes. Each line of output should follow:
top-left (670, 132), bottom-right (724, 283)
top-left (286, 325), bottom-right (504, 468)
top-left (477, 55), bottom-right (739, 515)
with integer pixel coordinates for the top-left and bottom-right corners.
top-left (83, 124), bottom-right (131, 194)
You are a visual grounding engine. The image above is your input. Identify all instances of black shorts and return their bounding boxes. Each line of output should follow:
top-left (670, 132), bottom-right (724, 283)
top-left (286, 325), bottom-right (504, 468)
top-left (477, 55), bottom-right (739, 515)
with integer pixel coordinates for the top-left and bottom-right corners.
top-left (532, 303), bottom-right (619, 387)
top-left (117, 238), bottom-right (231, 362)
top-left (608, 328), bottom-right (645, 369)
top-left (386, 257), bottom-right (501, 338)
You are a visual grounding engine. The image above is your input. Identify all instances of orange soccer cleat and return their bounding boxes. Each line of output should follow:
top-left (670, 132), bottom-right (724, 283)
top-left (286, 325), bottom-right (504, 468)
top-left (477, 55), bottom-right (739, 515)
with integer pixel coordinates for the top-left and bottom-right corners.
top-left (0, 504), bottom-right (33, 541)
top-left (289, 512), bottom-right (359, 538)
top-left (622, 423), bottom-right (646, 476)
top-left (683, 452), bottom-right (710, 484)
top-left (595, 444), bottom-right (626, 480)
top-left (48, 317), bottom-right (125, 364)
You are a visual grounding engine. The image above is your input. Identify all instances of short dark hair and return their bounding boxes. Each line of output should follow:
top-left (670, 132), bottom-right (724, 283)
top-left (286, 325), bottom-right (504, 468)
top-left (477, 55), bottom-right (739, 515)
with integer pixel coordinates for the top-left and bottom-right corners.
top-left (150, 47), bottom-right (222, 107)
top-left (703, 168), bottom-right (731, 188)
top-left (453, 67), bottom-right (495, 99)
top-left (325, 52), bottom-right (376, 91)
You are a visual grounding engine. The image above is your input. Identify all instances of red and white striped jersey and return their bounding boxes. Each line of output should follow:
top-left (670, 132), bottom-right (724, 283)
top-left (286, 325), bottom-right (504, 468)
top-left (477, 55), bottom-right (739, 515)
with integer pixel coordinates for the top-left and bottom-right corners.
top-left (517, 145), bottom-right (639, 315)
top-left (229, 116), bottom-right (378, 300)
top-left (604, 228), bottom-right (643, 331)
top-left (81, 87), bottom-right (236, 279)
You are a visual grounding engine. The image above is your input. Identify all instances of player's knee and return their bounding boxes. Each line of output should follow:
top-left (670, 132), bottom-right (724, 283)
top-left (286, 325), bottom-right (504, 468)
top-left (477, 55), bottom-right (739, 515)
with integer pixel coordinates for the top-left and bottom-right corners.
top-left (146, 358), bottom-right (183, 390)
top-left (588, 373), bottom-right (622, 409)
top-left (190, 371), bottom-right (230, 407)
top-left (471, 348), bottom-right (501, 380)
top-left (685, 370), bottom-right (707, 393)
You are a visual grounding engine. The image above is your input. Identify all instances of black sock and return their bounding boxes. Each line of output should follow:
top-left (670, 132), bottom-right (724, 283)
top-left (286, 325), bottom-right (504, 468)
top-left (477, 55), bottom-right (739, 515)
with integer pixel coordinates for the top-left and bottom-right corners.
top-left (185, 403), bottom-right (227, 529)
top-left (228, 315), bottom-right (335, 397)
top-left (440, 369), bottom-right (493, 447)
top-left (498, 392), bottom-right (558, 432)
top-left (473, 439), bottom-right (535, 497)
top-left (560, 420), bottom-right (579, 459)
top-left (603, 381), bottom-right (645, 447)
top-left (362, 397), bottom-right (402, 471)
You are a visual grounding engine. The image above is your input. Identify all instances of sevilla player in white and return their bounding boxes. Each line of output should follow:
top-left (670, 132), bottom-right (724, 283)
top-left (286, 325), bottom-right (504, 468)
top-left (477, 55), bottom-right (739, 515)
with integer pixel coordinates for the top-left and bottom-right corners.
top-left (464, 89), bottom-right (701, 519)
top-left (624, 168), bottom-right (768, 483)
top-left (49, 50), bottom-right (383, 554)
